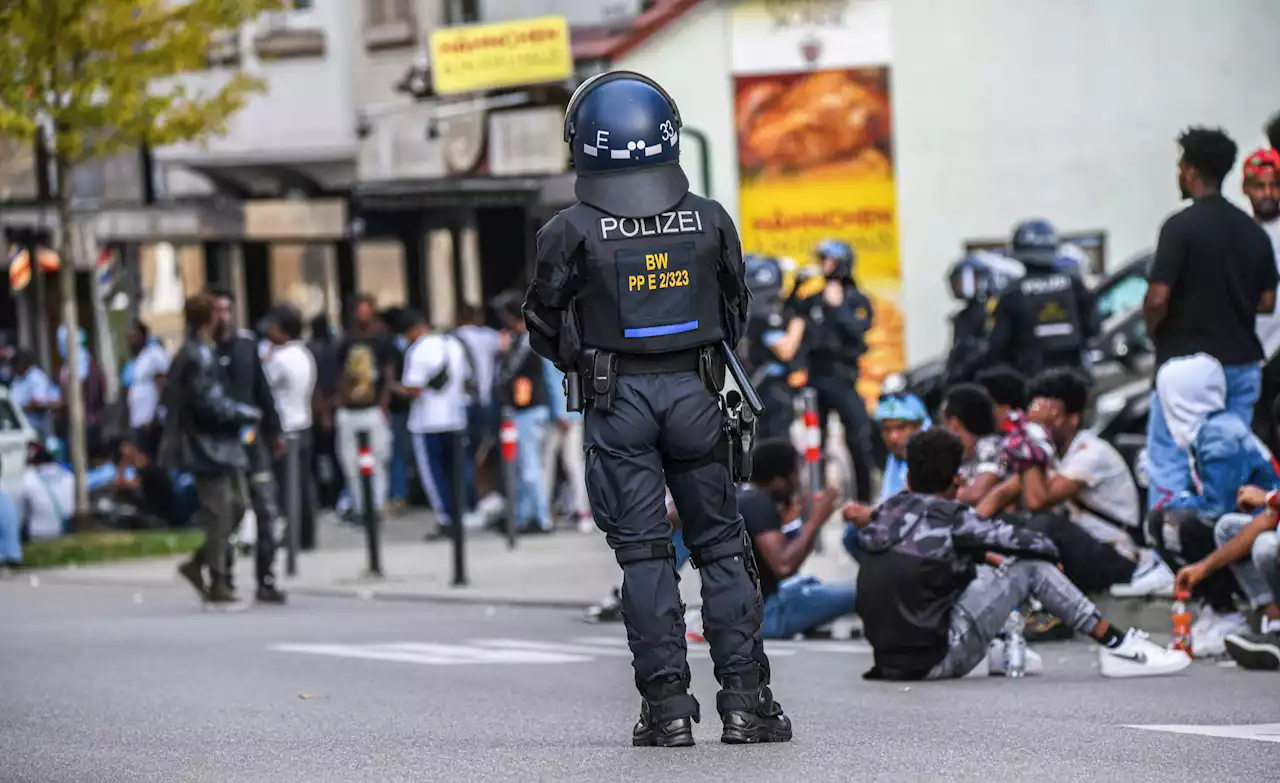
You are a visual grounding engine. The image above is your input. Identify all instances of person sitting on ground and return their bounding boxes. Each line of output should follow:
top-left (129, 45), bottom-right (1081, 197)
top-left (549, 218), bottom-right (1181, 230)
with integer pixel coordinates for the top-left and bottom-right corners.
top-left (855, 428), bottom-right (1191, 681)
top-left (1018, 369), bottom-right (1173, 596)
top-left (939, 384), bottom-right (1007, 506)
top-left (743, 439), bottom-right (853, 639)
top-left (1175, 484), bottom-right (1280, 671)
top-left (842, 389), bottom-right (930, 560)
top-left (1147, 353), bottom-right (1280, 657)
top-left (0, 489), bottom-right (22, 574)
top-left (976, 365), bottom-right (1030, 433)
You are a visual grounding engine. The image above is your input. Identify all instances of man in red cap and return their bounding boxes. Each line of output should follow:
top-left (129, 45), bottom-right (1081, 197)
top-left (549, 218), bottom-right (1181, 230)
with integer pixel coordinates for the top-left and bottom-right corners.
top-left (1245, 147), bottom-right (1280, 450)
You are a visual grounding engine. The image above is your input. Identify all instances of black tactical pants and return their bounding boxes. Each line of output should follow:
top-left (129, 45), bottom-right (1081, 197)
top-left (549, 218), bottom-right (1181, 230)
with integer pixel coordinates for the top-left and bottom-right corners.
top-left (584, 372), bottom-right (771, 723)
top-left (223, 438), bottom-right (282, 590)
top-left (757, 378), bottom-right (795, 442)
top-left (808, 372), bottom-right (873, 502)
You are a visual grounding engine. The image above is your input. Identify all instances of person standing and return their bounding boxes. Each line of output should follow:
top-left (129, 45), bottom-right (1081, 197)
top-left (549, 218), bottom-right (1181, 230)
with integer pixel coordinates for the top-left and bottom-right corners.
top-left (8, 350), bottom-right (60, 442)
top-left (333, 295), bottom-right (395, 521)
top-left (307, 314), bottom-right (341, 510)
top-left (163, 294), bottom-right (261, 606)
top-left (208, 288), bottom-right (286, 601)
top-left (454, 304), bottom-right (503, 482)
top-left (262, 304), bottom-right (318, 567)
top-left (1242, 148), bottom-right (1280, 450)
top-left (984, 219), bottom-right (1096, 379)
top-left (800, 239), bottom-right (875, 502)
top-left (495, 293), bottom-right (554, 534)
top-left (524, 71), bottom-right (790, 747)
top-left (383, 310), bottom-right (414, 516)
top-left (401, 310), bottom-right (471, 538)
top-left (1142, 128), bottom-right (1279, 511)
top-left (543, 358), bottom-right (592, 533)
top-left (123, 320), bottom-right (169, 458)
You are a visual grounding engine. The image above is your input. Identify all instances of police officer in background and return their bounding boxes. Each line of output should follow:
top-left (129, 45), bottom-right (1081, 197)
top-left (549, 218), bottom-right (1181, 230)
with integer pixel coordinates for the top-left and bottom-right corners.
top-left (523, 71), bottom-right (790, 748)
top-left (985, 219), bottom-right (1096, 378)
top-left (743, 255), bottom-right (806, 440)
top-left (800, 239), bottom-right (875, 502)
top-left (944, 250), bottom-right (1024, 385)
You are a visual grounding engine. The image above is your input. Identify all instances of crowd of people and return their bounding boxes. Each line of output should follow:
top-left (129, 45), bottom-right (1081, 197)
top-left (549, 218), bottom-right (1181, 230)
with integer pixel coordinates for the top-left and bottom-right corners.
top-left (1, 119), bottom-right (1278, 676)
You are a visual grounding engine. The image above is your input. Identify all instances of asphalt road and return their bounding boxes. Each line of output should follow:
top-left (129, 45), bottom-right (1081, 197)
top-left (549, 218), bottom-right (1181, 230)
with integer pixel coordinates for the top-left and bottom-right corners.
top-left (2, 579), bottom-right (1278, 783)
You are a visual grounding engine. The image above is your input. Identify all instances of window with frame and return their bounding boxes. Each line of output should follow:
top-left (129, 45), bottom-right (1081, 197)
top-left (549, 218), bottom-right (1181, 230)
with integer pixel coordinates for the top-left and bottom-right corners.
top-left (365, 0), bottom-right (416, 49)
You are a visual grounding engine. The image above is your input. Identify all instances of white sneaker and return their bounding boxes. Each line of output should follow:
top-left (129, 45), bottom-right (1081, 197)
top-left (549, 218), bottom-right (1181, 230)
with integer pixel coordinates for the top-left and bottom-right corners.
top-left (1109, 553), bottom-right (1175, 598)
top-left (1099, 629), bottom-right (1193, 678)
top-left (1191, 610), bottom-right (1248, 659)
top-left (577, 516), bottom-right (595, 534)
top-left (987, 639), bottom-right (1044, 676)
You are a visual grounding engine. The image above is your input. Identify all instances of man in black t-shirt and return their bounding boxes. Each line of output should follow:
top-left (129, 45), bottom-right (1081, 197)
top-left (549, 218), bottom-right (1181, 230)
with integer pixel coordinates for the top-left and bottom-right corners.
top-left (333, 295), bottom-right (397, 520)
top-left (1143, 128), bottom-right (1280, 511)
top-left (741, 439), bottom-right (854, 639)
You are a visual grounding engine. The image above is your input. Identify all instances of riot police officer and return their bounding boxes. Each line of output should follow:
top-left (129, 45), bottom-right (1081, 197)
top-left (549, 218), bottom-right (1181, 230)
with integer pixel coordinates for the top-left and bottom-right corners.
top-left (944, 250), bottom-right (1023, 385)
top-left (523, 71), bottom-right (790, 747)
top-left (743, 255), bottom-right (806, 440)
top-left (799, 239), bottom-right (875, 502)
top-left (985, 219), bottom-right (1096, 377)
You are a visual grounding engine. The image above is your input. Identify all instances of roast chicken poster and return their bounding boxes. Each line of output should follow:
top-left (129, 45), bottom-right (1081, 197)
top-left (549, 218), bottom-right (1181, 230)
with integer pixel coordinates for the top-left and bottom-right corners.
top-left (734, 65), bottom-right (904, 401)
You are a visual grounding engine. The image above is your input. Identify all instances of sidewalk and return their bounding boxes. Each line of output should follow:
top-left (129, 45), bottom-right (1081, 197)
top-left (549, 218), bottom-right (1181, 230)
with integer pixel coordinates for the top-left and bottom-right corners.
top-left (34, 510), bottom-right (860, 609)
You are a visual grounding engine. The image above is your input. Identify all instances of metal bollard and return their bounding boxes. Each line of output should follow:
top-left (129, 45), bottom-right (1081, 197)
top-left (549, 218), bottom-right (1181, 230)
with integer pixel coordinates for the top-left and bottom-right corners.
top-left (451, 429), bottom-right (469, 586)
top-left (801, 388), bottom-right (825, 550)
top-left (357, 430), bottom-right (382, 577)
top-left (499, 408), bottom-right (519, 549)
top-left (285, 432), bottom-right (302, 577)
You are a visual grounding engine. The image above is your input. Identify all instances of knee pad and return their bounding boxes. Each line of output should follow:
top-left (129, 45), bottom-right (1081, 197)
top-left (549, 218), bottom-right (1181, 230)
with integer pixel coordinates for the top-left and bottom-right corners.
top-left (690, 532), bottom-right (759, 589)
top-left (615, 539), bottom-right (677, 567)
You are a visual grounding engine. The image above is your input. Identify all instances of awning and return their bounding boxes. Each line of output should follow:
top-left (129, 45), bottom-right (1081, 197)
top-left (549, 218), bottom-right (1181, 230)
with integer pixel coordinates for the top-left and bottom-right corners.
top-left (1, 201), bottom-right (246, 249)
top-left (353, 176), bottom-right (546, 210)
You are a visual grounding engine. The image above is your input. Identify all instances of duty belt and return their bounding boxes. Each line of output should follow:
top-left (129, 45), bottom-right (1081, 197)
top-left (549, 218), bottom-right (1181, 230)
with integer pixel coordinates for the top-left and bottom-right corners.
top-left (611, 348), bottom-right (701, 375)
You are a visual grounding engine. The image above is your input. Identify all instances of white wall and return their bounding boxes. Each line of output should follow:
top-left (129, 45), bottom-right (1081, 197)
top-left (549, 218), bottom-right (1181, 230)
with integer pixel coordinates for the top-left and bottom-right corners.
top-left (891, 0), bottom-right (1280, 362)
top-left (615, 0), bottom-right (737, 218)
top-left (158, 0), bottom-right (357, 163)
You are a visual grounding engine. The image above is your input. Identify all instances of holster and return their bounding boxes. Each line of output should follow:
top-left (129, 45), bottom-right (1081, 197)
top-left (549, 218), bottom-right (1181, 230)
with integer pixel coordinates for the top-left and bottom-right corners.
top-left (581, 349), bottom-right (619, 413)
top-left (563, 370), bottom-right (584, 413)
top-left (697, 345), bottom-right (726, 393)
top-left (721, 405), bottom-right (756, 483)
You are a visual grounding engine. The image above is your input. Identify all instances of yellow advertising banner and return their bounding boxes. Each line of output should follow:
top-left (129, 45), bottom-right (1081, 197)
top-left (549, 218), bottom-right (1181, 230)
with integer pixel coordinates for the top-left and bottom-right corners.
top-left (736, 67), bottom-right (902, 401)
top-left (429, 16), bottom-right (574, 96)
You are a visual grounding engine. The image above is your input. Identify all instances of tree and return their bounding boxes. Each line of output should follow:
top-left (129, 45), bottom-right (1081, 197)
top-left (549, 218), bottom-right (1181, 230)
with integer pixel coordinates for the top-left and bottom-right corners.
top-left (0, 0), bottom-right (283, 516)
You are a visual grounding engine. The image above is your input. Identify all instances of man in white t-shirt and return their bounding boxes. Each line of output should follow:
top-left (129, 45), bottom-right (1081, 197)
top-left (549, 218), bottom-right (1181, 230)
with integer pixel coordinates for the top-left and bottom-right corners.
top-left (1022, 369), bottom-right (1174, 596)
top-left (263, 304), bottom-right (318, 558)
top-left (401, 310), bottom-right (472, 536)
top-left (125, 321), bottom-right (170, 454)
top-left (1244, 148), bottom-right (1280, 451)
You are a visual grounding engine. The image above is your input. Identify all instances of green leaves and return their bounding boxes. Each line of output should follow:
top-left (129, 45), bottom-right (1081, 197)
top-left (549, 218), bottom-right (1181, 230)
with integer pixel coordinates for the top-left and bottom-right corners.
top-left (0, 0), bottom-right (285, 164)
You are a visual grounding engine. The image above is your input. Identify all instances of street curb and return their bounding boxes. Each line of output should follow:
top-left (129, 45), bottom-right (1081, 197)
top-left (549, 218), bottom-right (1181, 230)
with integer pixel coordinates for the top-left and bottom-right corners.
top-left (24, 574), bottom-right (598, 611)
top-left (286, 585), bottom-right (595, 611)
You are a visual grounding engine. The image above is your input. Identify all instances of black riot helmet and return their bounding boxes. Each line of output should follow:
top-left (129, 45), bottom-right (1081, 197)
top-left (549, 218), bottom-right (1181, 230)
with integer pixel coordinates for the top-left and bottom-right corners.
top-left (1010, 218), bottom-right (1059, 267)
top-left (745, 255), bottom-right (784, 316)
top-left (564, 70), bottom-right (689, 218)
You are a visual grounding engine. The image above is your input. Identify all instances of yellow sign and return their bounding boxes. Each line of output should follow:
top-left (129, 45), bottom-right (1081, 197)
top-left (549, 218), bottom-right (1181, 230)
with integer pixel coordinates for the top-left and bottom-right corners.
top-left (429, 16), bottom-right (574, 96)
top-left (735, 66), bottom-right (903, 403)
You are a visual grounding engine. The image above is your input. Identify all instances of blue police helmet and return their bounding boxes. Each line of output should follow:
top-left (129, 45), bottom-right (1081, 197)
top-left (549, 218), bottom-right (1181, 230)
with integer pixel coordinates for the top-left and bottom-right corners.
top-left (1010, 218), bottom-right (1059, 266)
top-left (815, 239), bottom-right (855, 278)
top-left (745, 255), bottom-right (784, 304)
top-left (564, 71), bottom-right (688, 218)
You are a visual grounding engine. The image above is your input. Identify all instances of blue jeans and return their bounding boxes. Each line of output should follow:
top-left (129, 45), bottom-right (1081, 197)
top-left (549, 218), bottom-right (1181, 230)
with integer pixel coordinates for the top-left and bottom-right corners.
top-left (0, 491), bottom-right (21, 563)
top-left (762, 575), bottom-right (857, 639)
top-left (674, 529), bottom-right (691, 569)
top-left (387, 410), bottom-right (411, 503)
top-left (1147, 362), bottom-right (1261, 511)
top-left (512, 406), bottom-right (552, 531)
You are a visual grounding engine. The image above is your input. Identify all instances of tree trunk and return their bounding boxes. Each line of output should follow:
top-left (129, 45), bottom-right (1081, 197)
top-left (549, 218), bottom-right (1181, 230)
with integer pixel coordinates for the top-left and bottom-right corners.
top-left (55, 156), bottom-right (89, 516)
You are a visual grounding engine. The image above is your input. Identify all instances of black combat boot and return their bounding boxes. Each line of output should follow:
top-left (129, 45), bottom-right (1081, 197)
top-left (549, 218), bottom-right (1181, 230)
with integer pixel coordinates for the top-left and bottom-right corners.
top-left (717, 676), bottom-right (792, 745)
top-left (632, 678), bottom-right (700, 748)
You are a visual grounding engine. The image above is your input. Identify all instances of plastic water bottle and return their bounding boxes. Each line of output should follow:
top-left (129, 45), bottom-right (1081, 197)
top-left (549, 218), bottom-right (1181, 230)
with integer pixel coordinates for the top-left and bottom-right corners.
top-left (1004, 611), bottom-right (1027, 678)
top-left (1172, 590), bottom-right (1193, 656)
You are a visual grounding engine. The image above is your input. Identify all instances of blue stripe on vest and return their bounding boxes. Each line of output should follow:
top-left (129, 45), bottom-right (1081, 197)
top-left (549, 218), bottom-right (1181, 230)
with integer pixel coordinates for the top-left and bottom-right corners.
top-left (623, 320), bottom-right (699, 339)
